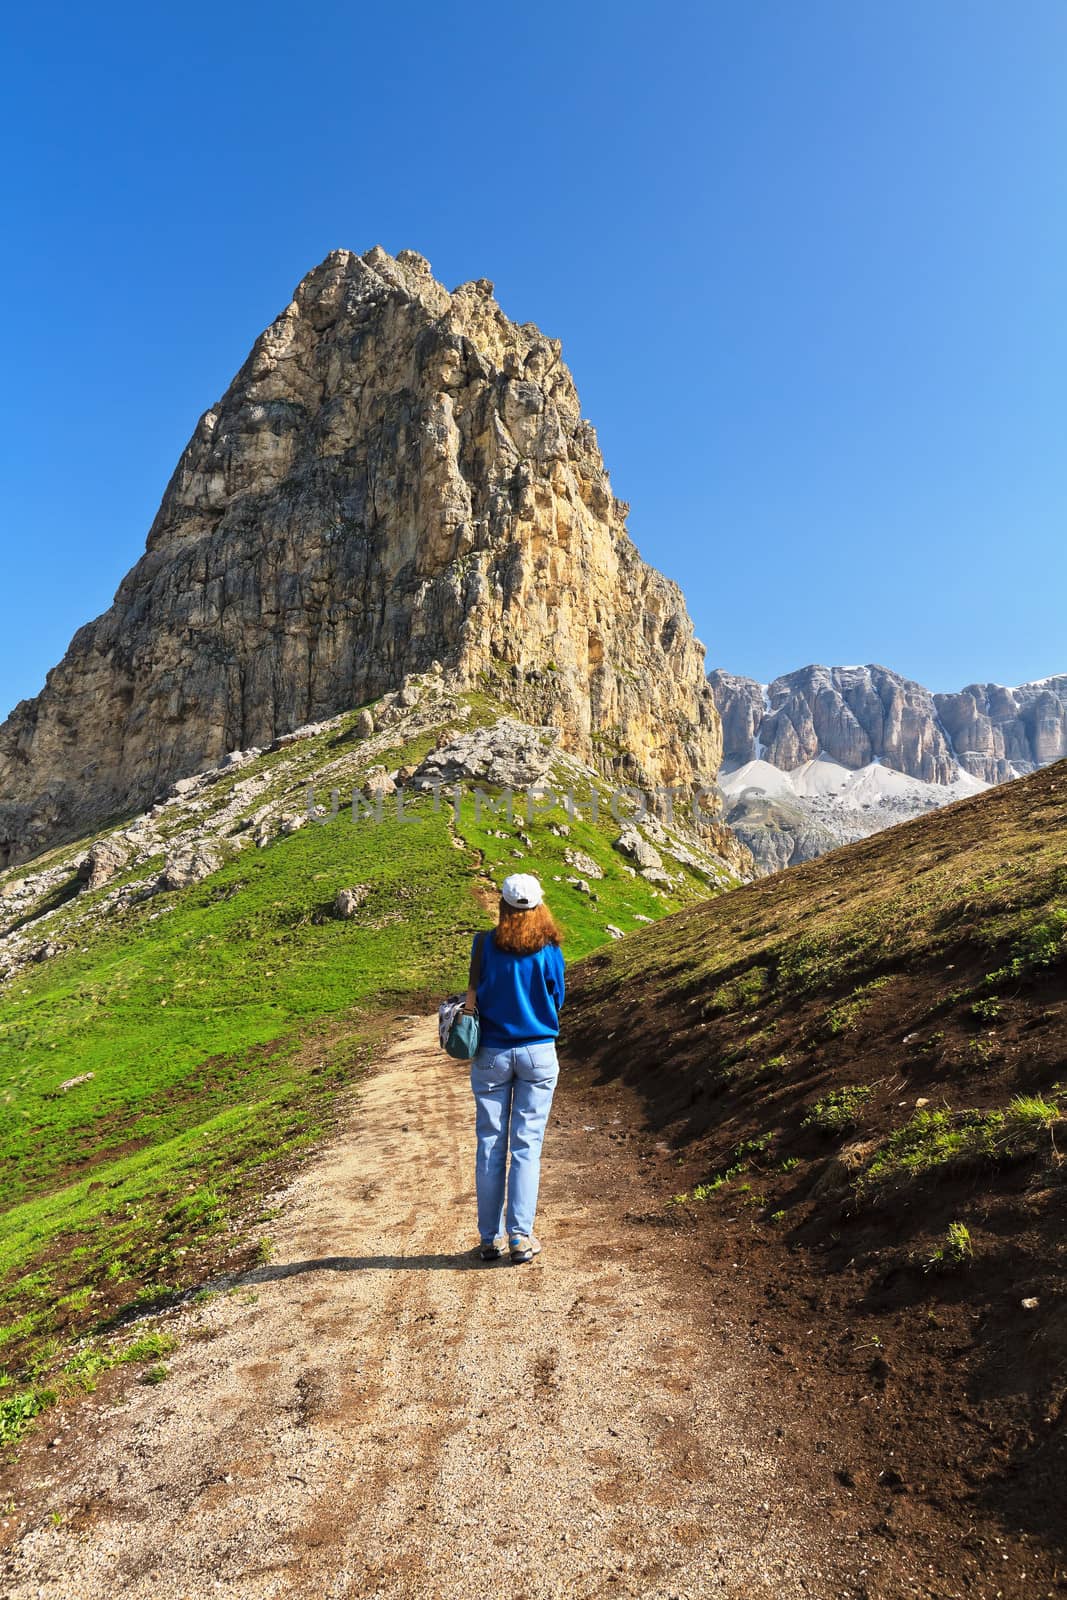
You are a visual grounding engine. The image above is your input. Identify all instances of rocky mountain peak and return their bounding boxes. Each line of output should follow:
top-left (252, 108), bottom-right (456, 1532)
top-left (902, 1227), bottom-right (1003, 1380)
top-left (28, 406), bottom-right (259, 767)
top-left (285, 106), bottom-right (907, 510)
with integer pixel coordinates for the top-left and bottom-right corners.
top-left (0, 247), bottom-right (727, 869)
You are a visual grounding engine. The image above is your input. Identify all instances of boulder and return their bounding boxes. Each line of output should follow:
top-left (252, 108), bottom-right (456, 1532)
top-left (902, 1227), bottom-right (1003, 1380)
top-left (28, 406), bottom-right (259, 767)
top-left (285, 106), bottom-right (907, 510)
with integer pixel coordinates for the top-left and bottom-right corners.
top-left (78, 837), bottom-right (129, 891)
top-left (613, 825), bottom-right (664, 874)
top-left (161, 844), bottom-right (221, 890)
top-left (566, 876), bottom-right (597, 899)
top-left (363, 766), bottom-right (397, 798)
top-left (334, 885), bottom-right (371, 919)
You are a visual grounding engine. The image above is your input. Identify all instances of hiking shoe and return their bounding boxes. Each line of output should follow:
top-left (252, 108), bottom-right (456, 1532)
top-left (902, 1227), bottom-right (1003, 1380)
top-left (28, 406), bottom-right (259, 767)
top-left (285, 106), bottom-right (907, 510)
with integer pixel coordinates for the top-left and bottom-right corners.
top-left (478, 1239), bottom-right (501, 1262)
top-left (509, 1234), bottom-right (542, 1265)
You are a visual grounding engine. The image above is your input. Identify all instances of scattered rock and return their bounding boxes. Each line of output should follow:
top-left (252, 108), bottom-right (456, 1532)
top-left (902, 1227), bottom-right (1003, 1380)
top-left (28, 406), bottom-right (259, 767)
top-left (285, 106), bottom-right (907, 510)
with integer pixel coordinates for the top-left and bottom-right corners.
top-left (334, 886), bottom-right (371, 919)
top-left (363, 766), bottom-right (397, 798)
top-left (220, 747), bottom-right (262, 770)
top-left (58, 1071), bottom-right (95, 1092)
top-left (411, 717), bottom-right (560, 791)
top-left (605, 924), bottom-right (625, 939)
top-left (566, 877), bottom-right (597, 898)
top-left (355, 708), bottom-right (375, 738)
top-left (278, 814), bottom-right (307, 836)
top-left (563, 848), bottom-right (603, 879)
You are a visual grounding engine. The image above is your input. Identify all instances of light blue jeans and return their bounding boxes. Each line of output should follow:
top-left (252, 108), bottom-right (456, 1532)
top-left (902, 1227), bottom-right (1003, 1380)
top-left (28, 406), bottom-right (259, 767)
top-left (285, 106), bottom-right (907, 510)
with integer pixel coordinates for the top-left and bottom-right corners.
top-left (470, 1039), bottom-right (560, 1241)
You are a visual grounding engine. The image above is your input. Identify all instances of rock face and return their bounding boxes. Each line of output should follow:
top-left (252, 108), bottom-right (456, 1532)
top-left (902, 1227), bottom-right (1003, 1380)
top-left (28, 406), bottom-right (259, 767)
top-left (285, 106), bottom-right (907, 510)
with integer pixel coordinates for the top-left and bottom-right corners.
top-left (709, 664), bottom-right (1067, 784)
top-left (0, 247), bottom-right (724, 869)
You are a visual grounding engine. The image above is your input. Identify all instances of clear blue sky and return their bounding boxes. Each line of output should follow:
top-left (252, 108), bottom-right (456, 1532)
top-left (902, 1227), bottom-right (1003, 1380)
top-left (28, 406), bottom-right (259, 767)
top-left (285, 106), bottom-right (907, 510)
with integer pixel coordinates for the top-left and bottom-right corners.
top-left (2, 1), bottom-right (1065, 722)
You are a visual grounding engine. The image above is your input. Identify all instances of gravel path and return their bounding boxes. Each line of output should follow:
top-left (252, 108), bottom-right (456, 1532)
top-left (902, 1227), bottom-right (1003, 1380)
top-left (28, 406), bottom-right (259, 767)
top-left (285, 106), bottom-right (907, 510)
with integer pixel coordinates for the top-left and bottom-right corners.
top-left (3, 1018), bottom-right (859, 1599)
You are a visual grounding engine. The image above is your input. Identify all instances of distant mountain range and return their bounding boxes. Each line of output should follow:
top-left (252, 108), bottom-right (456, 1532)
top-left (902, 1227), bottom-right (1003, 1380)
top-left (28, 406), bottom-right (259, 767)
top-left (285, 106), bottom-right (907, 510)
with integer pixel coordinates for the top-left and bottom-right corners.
top-left (707, 663), bottom-right (1067, 873)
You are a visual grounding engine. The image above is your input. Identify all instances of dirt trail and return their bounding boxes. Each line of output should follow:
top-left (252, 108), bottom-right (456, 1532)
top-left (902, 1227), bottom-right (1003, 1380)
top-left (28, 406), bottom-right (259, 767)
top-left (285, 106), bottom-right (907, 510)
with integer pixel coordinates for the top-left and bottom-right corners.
top-left (4, 1019), bottom-right (876, 1599)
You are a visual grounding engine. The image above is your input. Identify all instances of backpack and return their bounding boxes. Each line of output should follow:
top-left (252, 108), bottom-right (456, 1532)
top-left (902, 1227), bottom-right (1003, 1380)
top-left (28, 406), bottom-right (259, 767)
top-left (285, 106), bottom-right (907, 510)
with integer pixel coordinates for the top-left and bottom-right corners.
top-left (438, 931), bottom-right (487, 1060)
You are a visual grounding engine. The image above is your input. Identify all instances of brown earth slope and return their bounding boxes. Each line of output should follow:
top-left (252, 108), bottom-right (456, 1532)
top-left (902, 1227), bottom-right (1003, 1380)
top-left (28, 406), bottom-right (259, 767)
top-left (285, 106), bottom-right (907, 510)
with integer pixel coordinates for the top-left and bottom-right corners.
top-left (563, 757), bottom-right (1067, 1584)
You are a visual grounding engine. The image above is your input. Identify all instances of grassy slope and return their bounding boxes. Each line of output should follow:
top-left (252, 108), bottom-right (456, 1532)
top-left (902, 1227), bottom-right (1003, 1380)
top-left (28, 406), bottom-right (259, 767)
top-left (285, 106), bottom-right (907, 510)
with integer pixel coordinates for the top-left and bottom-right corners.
top-left (0, 689), bottom-right (740, 1437)
top-left (562, 756), bottom-right (1067, 1530)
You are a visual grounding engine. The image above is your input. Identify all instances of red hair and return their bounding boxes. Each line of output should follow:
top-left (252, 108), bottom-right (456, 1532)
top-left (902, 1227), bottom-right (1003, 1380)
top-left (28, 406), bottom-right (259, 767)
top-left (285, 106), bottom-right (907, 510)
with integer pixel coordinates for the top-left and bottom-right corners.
top-left (492, 898), bottom-right (562, 955)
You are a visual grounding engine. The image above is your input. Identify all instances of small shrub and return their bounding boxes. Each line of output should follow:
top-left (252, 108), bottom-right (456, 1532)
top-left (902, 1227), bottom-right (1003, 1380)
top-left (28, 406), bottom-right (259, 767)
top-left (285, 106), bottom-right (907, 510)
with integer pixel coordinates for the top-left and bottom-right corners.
top-left (1005, 1093), bottom-right (1062, 1134)
top-left (824, 978), bottom-right (892, 1036)
top-left (925, 1221), bottom-right (973, 1273)
top-left (984, 907), bottom-right (1067, 986)
top-left (969, 1037), bottom-right (997, 1064)
top-left (61, 1346), bottom-right (117, 1391)
top-left (802, 1086), bottom-right (873, 1134)
top-left (0, 1386), bottom-right (58, 1448)
top-left (140, 1364), bottom-right (168, 1385)
top-left (121, 1332), bottom-right (178, 1364)
top-left (1012, 908), bottom-right (1067, 972)
top-left (970, 998), bottom-right (1002, 1023)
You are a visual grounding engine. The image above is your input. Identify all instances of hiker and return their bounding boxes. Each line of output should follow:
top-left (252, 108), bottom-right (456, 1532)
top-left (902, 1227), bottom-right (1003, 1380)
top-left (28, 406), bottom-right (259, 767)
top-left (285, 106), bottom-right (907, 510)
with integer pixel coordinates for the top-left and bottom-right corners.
top-left (463, 873), bottom-right (565, 1265)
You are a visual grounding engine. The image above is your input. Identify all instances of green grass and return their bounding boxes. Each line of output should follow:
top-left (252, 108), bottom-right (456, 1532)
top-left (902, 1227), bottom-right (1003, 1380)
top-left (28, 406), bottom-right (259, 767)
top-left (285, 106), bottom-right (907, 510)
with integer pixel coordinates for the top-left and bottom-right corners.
top-left (802, 1085), bottom-right (873, 1134)
top-left (924, 1221), bottom-right (974, 1273)
top-left (856, 1091), bottom-right (1064, 1198)
top-left (0, 790), bottom-right (478, 1206)
top-left (0, 748), bottom-right (488, 1394)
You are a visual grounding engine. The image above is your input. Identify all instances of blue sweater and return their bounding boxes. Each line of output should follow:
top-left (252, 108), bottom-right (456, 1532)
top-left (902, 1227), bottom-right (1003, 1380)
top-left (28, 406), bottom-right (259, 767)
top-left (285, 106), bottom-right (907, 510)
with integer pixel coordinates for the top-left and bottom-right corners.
top-left (470, 931), bottom-right (565, 1048)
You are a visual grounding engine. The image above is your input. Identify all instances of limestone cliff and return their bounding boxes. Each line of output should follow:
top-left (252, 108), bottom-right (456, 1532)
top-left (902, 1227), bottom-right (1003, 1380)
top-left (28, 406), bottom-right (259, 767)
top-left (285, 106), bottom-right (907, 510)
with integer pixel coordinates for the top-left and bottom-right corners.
top-left (708, 662), bottom-right (1066, 875)
top-left (933, 677), bottom-right (1067, 783)
top-left (709, 663), bottom-right (1067, 783)
top-left (708, 664), bottom-right (960, 783)
top-left (0, 247), bottom-right (729, 869)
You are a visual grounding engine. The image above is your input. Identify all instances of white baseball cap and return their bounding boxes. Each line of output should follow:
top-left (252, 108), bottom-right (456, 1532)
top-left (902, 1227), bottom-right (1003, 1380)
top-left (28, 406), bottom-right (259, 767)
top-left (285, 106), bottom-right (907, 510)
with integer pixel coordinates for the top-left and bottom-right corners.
top-left (501, 872), bottom-right (543, 909)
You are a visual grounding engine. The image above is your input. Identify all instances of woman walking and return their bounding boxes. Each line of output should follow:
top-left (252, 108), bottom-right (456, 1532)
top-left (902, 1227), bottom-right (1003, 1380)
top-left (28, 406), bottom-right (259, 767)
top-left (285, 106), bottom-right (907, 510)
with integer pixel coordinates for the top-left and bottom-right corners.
top-left (464, 873), bottom-right (565, 1265)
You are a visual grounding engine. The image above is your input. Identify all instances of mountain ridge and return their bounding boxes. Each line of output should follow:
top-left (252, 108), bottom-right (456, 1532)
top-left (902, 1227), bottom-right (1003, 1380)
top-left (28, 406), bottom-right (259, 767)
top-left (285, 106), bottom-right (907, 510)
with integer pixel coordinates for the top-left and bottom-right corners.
top-left (708, 661), bottom-right (1067, 872)
top-left (709, 661), bottom-right (1067, 783)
